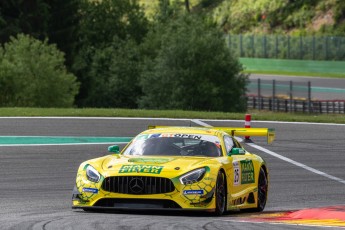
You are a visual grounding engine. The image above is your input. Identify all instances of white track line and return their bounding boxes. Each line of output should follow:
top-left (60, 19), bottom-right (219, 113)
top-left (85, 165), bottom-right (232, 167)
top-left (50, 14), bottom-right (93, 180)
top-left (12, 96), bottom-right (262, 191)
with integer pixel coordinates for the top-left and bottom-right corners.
top-left (0, 117), bottom-right (345, 126)
top-left (248, 143), bottom-right (345, 185)
top-left (191, 119), bottom-right (345, 186)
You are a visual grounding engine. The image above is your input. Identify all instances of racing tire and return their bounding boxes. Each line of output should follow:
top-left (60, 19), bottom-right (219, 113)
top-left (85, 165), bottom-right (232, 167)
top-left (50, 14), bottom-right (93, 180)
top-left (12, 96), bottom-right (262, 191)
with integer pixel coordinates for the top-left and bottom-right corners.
top-left (214, 171), bottom-right (226, 216)
top-left (254, 167), bottom-right (268, 212)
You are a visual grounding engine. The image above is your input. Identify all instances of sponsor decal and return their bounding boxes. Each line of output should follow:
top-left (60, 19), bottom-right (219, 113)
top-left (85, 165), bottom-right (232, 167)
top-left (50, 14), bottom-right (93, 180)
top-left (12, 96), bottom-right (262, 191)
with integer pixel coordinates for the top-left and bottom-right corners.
top-left (183, 190), bottom-right (204, 195)
top-left (128, 158), bottom-right (171, 164)
top-left (240, 160), bottom-right (255, 184)
top-left (82, 188), bottom-right (98, 194)
top-left (134, 133), bottom-right (220, 144)
top-left (233, 160), bottom-right (255, 185)
top-left (160, 133), bottom-right (202, 139)
top-left (119, 164), bottom-right (164, 174)
top-left (231, 197), bottom-right (246, 205)
top-left (233, 161), bottom-right (240, 186)
top-left (149, 133), bottom-right (161, 138)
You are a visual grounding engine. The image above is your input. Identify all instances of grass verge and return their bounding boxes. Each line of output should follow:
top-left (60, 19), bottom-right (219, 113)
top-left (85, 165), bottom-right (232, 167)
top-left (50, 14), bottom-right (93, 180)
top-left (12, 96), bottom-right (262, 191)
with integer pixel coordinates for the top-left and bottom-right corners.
top-left (0, 107), bottom-right (344, 124)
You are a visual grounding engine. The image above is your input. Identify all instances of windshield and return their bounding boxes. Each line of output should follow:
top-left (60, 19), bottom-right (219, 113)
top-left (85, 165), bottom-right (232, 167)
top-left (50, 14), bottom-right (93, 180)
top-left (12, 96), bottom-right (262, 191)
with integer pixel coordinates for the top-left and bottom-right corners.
top-left (123, 133), bottom-right (222, 157)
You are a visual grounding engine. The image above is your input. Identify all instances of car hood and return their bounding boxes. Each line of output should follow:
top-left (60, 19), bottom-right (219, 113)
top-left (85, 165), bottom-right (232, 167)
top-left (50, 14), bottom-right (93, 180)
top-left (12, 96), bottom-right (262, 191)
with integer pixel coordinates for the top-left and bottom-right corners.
top-left (100, 155), bottom-right (219, 177)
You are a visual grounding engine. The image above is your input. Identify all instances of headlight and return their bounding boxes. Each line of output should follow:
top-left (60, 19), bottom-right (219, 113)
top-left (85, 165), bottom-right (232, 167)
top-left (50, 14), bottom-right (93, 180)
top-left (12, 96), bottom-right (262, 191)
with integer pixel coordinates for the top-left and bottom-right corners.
top-left (179, 168), bottom-right (206, 185)
top-left (86, 165), bottom-right (101, 183)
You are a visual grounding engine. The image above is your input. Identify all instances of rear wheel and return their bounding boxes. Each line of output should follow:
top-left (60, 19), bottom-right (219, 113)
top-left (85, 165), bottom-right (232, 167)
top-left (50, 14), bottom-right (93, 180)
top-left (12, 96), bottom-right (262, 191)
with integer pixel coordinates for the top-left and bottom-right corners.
top-left (256, 167), bottom-right (268, 212)
top-left (214, 171), bottom-right (226, 216)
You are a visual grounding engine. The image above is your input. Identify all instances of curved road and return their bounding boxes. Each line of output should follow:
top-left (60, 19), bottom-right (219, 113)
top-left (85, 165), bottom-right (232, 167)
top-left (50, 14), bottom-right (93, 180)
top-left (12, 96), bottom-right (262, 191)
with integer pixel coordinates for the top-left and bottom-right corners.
top-left (250, 74), bottom-right (345, 100)
top-left (0, 117), bottom-right (344, 229)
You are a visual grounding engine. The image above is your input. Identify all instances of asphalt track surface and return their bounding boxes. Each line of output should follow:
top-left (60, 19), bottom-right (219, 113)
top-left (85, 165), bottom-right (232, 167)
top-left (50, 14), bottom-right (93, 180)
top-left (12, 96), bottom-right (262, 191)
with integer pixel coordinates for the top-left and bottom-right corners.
top-left (0, 117), bottom-right (345, 229)
top-left (250, 74), bottom-right (345, 100)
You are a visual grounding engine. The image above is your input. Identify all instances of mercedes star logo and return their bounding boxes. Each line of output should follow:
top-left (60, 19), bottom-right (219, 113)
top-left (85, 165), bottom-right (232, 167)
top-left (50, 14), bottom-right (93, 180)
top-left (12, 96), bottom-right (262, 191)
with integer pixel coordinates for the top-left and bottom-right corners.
top-left (129, 177), bottom-right (144, 194)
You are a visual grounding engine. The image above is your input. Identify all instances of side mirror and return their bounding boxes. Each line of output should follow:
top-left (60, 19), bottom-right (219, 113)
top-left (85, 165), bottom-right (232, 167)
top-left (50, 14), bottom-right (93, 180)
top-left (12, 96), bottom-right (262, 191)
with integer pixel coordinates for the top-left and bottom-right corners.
top-left (228, 148), bottom-right (245, 156)
top-left (108, 145), bottom-right (120, 154)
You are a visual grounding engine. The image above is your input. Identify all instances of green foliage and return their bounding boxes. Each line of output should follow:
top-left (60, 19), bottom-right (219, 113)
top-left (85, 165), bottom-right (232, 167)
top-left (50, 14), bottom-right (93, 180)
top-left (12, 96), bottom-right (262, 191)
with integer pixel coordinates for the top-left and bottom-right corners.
top-left (0, 0), bottom-right (50, 43)
top-left (0, 34), bottom-right (79, 107)
top-left (139, 13), bottom-right (248, 112)
top-left (209, 0), bottom-right (345, 35)
top-left (45, 0), bottom-right (80, 69)
top-left (73, 0), bottom-right (148, 107)
top-left (83, 37), bottom-right (142, 108)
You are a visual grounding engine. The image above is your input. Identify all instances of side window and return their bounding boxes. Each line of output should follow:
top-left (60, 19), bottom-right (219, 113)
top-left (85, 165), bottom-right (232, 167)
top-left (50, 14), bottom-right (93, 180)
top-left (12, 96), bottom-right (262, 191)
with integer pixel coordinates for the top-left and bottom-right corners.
top-left (233, 137), bottom-right (242, 148)
top-left (223, 135), bottom-right (234, 155)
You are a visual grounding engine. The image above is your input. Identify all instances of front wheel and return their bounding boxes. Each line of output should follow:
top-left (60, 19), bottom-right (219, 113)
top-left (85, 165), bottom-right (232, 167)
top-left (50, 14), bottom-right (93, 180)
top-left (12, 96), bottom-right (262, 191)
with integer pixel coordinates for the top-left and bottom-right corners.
top-left (214, 171), bottom-right (226, 216)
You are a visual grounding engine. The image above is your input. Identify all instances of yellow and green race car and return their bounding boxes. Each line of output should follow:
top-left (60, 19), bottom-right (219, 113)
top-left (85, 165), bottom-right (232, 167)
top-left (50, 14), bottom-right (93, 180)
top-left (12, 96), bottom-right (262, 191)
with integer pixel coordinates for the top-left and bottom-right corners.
top-left (72, 126), bottom-right (275, 215)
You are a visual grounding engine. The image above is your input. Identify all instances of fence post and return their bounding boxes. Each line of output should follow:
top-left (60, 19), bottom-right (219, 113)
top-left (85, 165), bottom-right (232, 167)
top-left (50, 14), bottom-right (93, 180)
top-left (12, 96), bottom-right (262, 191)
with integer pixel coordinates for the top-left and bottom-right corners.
top-left (308, 81), bottom-right (311, 113)
top-left (324, 36), bottom-right (328, 60)
top-left (240, 34), bottom-right (243, 57)
top-left (299, 36), bottom-right (303, 59)
top-left (275, 35), bottom-right (279, 58)
top-left (263, 36), bottom-right (267, 58)
top-left (319, 101), bottom-right (322, 113)
top-left (251, 35), bottom-right (255, 57)
top-left (285, 100), bottom-right (288, 112)
top-left (287, 36), bottom-right (290, 59)
top-left (312, 36), bottom-right (316, 60)
top-left (272, 79), bottom-right (276, 111)
top-left (289, 80), bottom-right (293, 112)
top-left (258, 78), bottom-right (261, 110)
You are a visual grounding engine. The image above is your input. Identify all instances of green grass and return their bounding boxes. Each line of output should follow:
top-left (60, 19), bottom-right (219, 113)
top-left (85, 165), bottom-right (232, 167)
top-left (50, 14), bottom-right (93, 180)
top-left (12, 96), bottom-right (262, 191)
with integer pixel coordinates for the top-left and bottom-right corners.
top-left (1, 107), bottom-right (345, 124)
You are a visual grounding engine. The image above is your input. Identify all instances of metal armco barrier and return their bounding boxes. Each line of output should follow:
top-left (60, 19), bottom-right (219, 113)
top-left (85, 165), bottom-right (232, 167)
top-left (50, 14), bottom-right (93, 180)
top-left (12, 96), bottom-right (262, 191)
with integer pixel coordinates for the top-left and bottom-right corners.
top-left (247, 96), bottom-right (345, 114)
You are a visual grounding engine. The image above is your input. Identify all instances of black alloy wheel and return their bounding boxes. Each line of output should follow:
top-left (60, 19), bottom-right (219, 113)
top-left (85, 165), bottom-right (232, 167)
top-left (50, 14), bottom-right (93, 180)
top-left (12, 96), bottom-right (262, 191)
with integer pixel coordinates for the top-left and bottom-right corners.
top-left (256, 167), bottom-right (268, 212)
top-left (214, 171), bottom-right (226, 216)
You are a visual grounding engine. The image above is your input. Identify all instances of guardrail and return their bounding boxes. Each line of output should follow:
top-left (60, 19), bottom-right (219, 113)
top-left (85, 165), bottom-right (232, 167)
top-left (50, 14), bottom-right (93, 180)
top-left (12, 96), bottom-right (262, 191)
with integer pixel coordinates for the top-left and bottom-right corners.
top-left (247, 95), bottom-right (345, 114)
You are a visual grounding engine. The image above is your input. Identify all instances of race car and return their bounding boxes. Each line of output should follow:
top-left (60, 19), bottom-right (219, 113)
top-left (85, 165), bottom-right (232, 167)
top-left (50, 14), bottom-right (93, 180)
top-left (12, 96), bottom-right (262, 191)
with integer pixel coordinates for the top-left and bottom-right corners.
top-left (72, 126), bottom-right (275, 215)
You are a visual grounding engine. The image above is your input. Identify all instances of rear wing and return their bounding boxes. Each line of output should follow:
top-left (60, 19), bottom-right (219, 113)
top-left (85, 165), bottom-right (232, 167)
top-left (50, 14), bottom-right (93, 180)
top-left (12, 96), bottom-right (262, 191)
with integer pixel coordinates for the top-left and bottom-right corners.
top-left (148, 126), bottom-right (275, 144)
top-left (212, 127), bottom-right (275, 144)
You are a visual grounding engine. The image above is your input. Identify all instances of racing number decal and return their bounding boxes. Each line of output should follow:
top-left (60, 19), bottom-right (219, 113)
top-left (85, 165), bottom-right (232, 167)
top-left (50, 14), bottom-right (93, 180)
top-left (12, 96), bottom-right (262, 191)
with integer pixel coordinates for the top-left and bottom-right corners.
top-left (233, 160), bottom-right (255, 185)
top-left (233, 161), bottom-right (240, 186)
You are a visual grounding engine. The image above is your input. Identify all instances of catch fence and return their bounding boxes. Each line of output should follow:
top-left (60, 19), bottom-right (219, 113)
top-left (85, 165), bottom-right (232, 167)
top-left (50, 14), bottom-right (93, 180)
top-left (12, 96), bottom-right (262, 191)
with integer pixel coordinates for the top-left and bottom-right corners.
top-left (227, 34), bottom-right (345, 61)
top-left (247, 79), bottom-right (345, 114)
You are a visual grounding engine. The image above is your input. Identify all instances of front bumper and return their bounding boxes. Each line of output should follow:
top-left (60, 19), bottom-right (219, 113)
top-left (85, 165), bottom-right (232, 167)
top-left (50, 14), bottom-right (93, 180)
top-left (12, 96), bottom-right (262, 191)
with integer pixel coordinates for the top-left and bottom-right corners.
top-left (72, 173), bottom-right (217, 211)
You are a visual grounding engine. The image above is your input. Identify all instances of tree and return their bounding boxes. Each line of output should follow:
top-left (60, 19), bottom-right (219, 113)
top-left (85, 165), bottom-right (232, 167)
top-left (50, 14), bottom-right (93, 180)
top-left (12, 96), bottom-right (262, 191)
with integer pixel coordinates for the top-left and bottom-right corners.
top-left (139, 13), bottom-right (248, 112)
top-left (0, 0), bottom-right (50, 44)
top-left (0, 34), bottom-right (79, 107)
top-left (73, 0), bottom-right (148, 107)
top-left (0, 0), bottom-right (80, 70)
top-left (45, 0), bottom-right (80, 69)
top-left (82, 37), bottom-right (142, 108)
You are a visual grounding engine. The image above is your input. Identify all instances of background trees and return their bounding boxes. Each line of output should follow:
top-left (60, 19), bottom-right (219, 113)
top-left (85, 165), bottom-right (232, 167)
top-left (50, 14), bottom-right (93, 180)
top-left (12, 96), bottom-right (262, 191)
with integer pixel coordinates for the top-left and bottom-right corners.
top-left (0, 34), bottom-right (79, 107)
top-left (139, 13), bottom-right (247, 112)
top-left (73, 0), bottom-right (148, 106)
top-left (0, 0), bottom-right (248, 112)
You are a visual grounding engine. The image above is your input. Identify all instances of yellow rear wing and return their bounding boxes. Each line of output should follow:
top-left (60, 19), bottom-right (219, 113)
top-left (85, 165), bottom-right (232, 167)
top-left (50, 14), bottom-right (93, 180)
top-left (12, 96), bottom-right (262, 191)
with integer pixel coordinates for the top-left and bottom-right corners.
top-left (212, 127), bottom-right (275, 144)
top-left (148, 126), bottom-right (275, 144)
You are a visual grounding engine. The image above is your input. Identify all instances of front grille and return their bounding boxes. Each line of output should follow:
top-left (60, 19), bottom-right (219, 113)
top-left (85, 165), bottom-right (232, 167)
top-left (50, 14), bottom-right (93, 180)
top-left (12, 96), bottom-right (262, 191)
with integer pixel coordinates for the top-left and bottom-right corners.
top-left (102, 176), bottom-right (175, 194)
